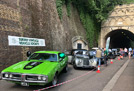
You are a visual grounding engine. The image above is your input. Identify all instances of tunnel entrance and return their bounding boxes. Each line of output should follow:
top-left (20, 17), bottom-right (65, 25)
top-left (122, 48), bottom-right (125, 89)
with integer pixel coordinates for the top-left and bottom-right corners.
top-left (105, 29), bottom-right (134, 48)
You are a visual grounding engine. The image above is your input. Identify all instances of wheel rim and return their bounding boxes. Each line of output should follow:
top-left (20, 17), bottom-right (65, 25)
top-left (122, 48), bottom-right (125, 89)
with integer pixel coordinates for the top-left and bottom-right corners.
top-left (52, 76), bottom-right (57, 85)
top-left (66, 66), bottom-right (68, 71)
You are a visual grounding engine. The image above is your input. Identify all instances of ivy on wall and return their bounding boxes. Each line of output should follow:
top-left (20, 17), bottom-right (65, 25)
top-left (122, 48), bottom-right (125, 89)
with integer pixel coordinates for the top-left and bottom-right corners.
top-left (65, 0), bottom-right (71, 17)
top-left (79, 8), bottom-right (95, 47)
top-left (56, 0), bottom-right (63, 19)
top-left (56, 0), bottom-right (131, 48)
top-left (56, 0), bottom-right (72, 19)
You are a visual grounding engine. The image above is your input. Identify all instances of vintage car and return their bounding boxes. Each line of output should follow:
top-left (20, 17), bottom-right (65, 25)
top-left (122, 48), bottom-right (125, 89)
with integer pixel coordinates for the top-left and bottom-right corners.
top-left (0, 51), bottom-right (68, 86)
top-left (64, 49), bottom-right (87, 64)
top-left (64, 50), bottom-right (73, 64)
top-left (72, 50), bottom-right (97, 69)
top-left (107, 49), bottom-right (117, 59)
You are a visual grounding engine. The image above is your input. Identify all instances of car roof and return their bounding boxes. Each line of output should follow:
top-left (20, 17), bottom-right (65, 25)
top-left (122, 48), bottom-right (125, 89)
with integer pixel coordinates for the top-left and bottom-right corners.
top-left (75, 54), bottom-right (89, 57)
top-left (88, 49), bottom-right (96, 51)
top-left (72, 49), bottom-right (87, 51)
top-left (34, 51), bottom-right (60, 54)
top-left (92, 47), bottom-right (98, 50)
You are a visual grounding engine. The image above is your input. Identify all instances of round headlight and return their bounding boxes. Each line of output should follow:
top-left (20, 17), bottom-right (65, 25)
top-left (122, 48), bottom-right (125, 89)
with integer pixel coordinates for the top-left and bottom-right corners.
top-left (9, 74), bottom-right (13, 78)
top-left (5, 74), bottom-right (9, 78)
top-left (42, 77), bottom-right (47, 81)
top-left (38, 76), bottom-right (42, 80)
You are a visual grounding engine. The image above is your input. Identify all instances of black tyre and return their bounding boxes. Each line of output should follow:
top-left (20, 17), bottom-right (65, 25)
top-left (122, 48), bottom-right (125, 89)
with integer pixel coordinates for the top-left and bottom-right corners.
top-left (73, 62), bottom-right (77, 69)
top-left (51, 74), bottom-right (58, 86)
top-left (63, 65), bottom-right (68, 73)
top-left (93, 66), bottom-right (97, 71)
top-left (71, 57), bottom-right (74, 65)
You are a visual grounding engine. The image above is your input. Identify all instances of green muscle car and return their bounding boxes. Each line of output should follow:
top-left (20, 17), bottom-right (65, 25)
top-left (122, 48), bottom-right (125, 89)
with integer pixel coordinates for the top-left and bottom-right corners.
top-left (0, 51), bottom-right (68, 86)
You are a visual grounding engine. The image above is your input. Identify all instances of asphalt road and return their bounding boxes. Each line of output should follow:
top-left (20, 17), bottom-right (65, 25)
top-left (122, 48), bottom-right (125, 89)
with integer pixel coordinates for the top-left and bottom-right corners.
top-left (112, 58), bottom-right (134, 91)
top-left (0, 57), bottom-right (128, 91)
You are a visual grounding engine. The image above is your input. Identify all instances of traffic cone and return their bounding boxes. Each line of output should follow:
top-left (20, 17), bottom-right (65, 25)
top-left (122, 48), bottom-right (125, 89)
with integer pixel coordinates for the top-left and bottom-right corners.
top-left (96, 66), bottom-right (100, 73)
top-left (120, 55), bottom-right (123, 59)
top-left (110, 59), bottom-right (113, 64)
top-left (118, 56), bottom-right (120, 60)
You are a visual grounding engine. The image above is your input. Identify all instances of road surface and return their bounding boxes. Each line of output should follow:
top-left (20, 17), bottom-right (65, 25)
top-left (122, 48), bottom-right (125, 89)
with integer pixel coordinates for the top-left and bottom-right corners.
top-left (0, 57), bottom-right (132, 91)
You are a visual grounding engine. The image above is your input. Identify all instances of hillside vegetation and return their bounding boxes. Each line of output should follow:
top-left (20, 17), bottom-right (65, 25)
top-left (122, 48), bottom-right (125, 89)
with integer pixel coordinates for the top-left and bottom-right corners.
top-left (56, 0), bottom-right (132, 48)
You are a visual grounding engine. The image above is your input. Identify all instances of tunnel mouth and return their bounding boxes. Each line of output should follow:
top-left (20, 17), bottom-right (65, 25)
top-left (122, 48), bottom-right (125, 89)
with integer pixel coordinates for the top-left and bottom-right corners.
top-left (105, 29), bottom-right (134, 48)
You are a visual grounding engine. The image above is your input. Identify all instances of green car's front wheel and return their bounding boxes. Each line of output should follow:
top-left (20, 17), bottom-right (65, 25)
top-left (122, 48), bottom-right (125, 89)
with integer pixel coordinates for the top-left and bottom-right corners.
top-left (63, 65), bottom-right (68, 73)
top-left (51, 74), bottom-right (58, 86)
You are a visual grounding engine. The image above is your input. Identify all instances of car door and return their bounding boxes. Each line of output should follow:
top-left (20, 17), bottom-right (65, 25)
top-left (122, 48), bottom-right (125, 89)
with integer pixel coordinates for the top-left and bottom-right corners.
top-left (58, 54), bottom-right (66, 72)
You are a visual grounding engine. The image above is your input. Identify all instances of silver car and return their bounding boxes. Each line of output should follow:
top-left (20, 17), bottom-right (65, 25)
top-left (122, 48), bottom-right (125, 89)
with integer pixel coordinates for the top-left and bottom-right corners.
top-left (64, 49), bottom-right (87, 64)
top-left (73, 50), bottom-right (97, 69)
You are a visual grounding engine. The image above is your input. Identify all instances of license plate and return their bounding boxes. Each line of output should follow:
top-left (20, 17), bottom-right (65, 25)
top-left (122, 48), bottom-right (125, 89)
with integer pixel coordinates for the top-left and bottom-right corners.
top-left (21, 82), bottom-right (29, 86)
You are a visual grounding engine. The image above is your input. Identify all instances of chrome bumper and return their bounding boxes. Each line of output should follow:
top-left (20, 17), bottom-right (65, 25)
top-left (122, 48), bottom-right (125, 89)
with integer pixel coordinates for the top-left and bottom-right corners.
top-left (1, 72), bottom-right (48, 84)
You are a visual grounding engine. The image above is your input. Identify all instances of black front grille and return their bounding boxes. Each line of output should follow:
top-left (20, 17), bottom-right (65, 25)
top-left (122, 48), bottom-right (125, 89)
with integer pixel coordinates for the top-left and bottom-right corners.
top-left (83, 58), bottom-right (89, 65)
top-left (12, 74), bottom-right (21, 80)
top-left (26, 75), bottom-right (38, 81)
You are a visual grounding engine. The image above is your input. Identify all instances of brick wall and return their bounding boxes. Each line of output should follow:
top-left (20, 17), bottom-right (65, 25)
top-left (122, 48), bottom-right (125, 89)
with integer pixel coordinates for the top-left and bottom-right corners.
top-left (0, 0), bottom-right (87, 71)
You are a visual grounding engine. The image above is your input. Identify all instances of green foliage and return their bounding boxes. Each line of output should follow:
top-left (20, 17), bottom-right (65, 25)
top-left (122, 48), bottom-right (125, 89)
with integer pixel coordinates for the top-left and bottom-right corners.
top-left (124, 0), bottom-right (134, 4)
top-left (65, 0), bottom-right (72, 17)
top-left (71, 0), bottom-right (125, 47)
top-left (85, 14), bottom-right (95, 47)
top-left (56, 0), bottom-right (133, 47)
top-left (78, 7), bottom-right (95, 47)
top-left (56, 0), bottom-right (63, 19)
top-left (56, 0), bottom-right (72, 19)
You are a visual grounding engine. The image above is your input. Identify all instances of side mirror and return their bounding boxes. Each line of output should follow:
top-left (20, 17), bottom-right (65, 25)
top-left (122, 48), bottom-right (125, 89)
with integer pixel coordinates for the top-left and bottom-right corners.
top-left (59, 53), bottom-right (65, 58)
top-left (27, 51), bottom-right (31, 57)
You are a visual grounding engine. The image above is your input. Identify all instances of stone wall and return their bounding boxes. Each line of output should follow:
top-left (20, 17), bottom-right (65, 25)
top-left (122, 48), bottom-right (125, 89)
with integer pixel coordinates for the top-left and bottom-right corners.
top-left (0, 0), bottom-right (87, 71)
top-left (100, 4), bottom-right (134, 48)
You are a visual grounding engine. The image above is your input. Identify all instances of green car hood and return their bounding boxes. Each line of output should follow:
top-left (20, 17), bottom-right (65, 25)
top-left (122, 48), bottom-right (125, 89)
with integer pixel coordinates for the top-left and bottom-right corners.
top-left (2, 60), bottom-right (58, 75)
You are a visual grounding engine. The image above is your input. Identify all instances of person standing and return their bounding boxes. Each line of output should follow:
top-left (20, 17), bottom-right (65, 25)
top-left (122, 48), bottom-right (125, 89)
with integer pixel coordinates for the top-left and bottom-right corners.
top-left (132, 48), bottom-right (134, 58)
top-left (129, 47), bottom-right (132, 59)
top-left (96, 48), bottom-right (102, 66)
top-left (120, 48), bottom-right (124, 59)
top-left (104, 48), bottom-right (108, 66)
top-left (124, 48), bottom-right (128, 57)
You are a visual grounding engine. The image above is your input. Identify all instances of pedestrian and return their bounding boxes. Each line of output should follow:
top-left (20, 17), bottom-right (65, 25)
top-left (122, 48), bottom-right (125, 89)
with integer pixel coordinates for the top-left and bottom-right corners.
top-left (132, 48), bottom-right (134, 58)
top-left (128, 47), bottom-right (132, 59)
top-left (120, 48), bottom-right (124, 59)
top-left (104, 48), bottom-right (108, 66)
top-left (124, 48), bottom-right (128, 57)
top-left (96, 47), bottom-right (102, 66)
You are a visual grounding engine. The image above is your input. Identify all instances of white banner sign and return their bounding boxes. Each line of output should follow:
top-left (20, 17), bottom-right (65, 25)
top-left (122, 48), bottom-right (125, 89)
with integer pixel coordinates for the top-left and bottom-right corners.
top-left (106, 37), bottom-right (110, 51)
top-left (8, 36), bottom-right (45, 46)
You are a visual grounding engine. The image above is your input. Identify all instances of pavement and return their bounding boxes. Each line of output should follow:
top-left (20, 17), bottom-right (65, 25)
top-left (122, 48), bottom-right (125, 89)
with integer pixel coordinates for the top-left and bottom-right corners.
top-left (103, 57), bottom-right (134, 91)
top-left (111, 57), bottom-right (134, 91)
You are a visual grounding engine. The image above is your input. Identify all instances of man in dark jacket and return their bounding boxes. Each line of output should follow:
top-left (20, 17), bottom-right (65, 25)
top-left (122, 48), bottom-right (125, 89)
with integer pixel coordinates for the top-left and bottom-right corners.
top-left (104, 48), bottom-right (108, 66)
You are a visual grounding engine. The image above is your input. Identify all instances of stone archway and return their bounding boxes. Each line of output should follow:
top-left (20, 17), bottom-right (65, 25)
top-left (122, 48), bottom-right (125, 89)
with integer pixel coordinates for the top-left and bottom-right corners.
top-left (99, 4), bottom-right (134, 48)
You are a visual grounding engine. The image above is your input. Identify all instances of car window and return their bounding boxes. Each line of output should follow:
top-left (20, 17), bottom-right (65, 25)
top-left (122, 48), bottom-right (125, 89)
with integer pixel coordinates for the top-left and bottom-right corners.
top-left (29, 53), bottom-right (58, 61)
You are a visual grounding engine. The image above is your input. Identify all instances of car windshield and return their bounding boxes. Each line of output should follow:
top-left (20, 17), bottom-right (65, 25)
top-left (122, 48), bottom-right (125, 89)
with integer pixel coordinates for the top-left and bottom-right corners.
top-left (29, 53), bottom-right (58, 61)
top-left (89, 51), bottom-right (96, 56)
top-left (75, 50), bottom-right (87, 55)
